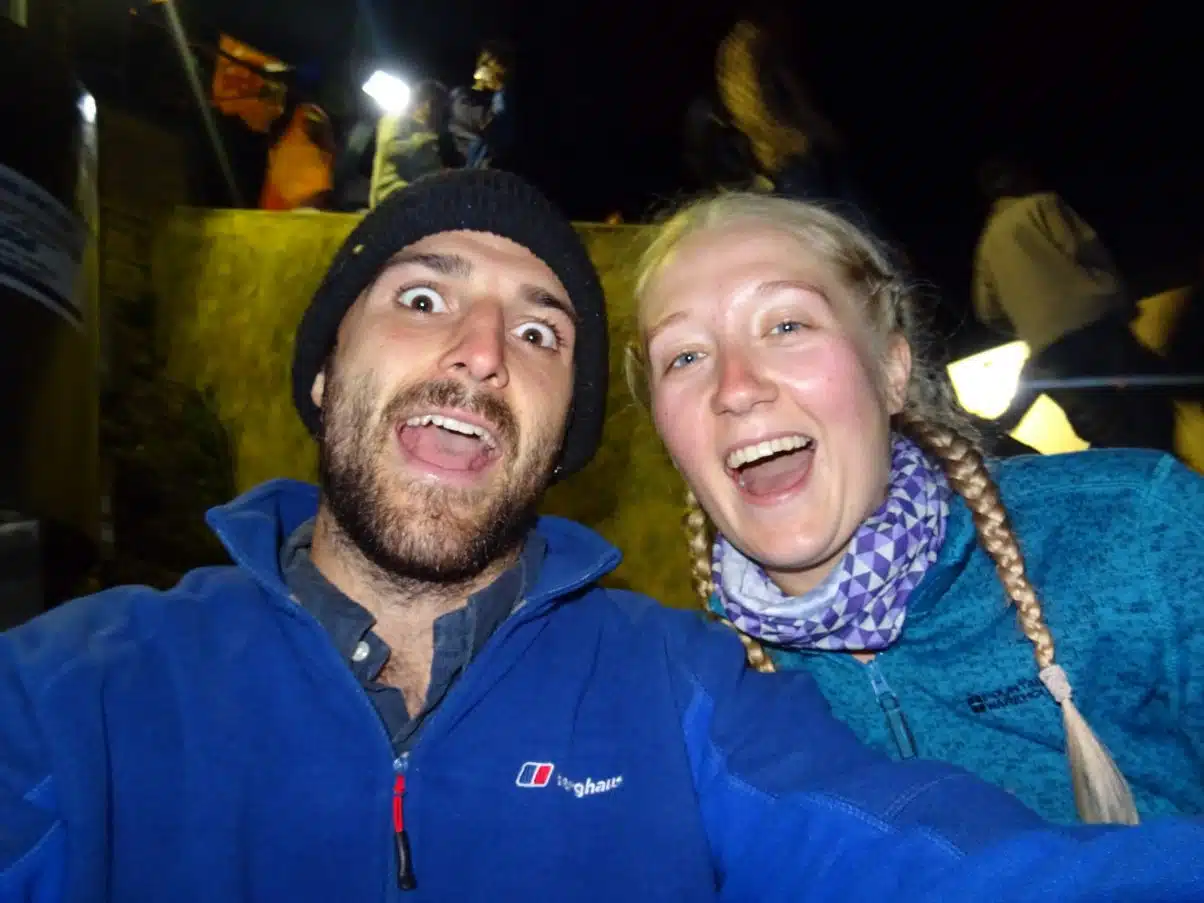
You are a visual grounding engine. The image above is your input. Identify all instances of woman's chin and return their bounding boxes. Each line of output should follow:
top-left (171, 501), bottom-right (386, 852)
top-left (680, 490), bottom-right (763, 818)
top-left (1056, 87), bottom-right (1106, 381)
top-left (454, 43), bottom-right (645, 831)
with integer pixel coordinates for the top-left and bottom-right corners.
top-left (727, 531), bottom-right (846, 595)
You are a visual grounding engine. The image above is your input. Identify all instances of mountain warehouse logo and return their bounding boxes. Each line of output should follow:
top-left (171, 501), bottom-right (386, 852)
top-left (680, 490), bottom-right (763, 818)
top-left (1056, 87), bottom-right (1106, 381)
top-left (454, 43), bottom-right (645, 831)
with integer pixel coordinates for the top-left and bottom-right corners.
top-left (966, 677), bottom-right (1045, 713)
top-left (515, 761), bottom-right (623, 798)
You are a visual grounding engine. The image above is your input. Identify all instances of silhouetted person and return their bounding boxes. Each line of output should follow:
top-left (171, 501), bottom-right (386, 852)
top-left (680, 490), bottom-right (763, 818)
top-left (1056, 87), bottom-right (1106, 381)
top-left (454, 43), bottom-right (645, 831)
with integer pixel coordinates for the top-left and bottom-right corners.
top-left (447, 40), bottom-right (516, 169)
top-left (1165, 257), bottom-right (1204, 403)
top-left (370, 80), bottom-right (450, 208)
top-left (714, 20), bottom-right (884, 237)
top-left (682, 96), bottom-right (771, 193)
top-left (973, 158), bottom-right (1177, 453)
top-left (260, 103), bottom-right (335, 211)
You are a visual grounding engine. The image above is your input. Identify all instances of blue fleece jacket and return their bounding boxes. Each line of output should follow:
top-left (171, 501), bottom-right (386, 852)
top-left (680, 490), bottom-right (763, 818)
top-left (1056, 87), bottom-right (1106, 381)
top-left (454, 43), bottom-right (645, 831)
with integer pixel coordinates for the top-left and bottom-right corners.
top-left (762, 450), bottom-right (1204, 824)
top-left (4, 478), bottom-right (1204, 902)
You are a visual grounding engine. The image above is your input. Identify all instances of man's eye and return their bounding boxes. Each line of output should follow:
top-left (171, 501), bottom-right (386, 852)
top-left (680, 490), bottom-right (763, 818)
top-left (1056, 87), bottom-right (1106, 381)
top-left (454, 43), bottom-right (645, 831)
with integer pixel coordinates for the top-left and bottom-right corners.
top-left (515, 321), bottom-right (560, 350)
top-left (396, 287), bottom-right (447, 313)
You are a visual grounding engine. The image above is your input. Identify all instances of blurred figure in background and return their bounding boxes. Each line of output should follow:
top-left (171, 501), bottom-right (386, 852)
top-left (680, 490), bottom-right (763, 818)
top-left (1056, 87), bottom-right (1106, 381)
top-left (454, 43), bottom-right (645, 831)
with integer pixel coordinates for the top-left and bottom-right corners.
top-left (715, 20), bottom-right (882, 234)
top-left (973, 158), bottom-right (1177, 453)
top-left (447, 40), bottom-right (517, 170)
top-left (1165, 257), bottom-right (1204, 403)
top-left (369, 80), bottom-right (450, 208)
top-left (682, 96), bottom-right (772, 194)
top-left (260, 102), bottom-right (335, 211)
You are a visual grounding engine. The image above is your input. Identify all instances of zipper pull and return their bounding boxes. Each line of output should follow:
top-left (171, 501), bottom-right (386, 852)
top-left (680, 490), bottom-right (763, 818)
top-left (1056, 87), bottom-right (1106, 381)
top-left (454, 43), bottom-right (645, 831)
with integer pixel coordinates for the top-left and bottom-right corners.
top-left (393, 774), bottom-right (417, 890)
top-left (865, 659), bottom-right (918, 760)
top-left (878, 691), bottom-right (918, 760)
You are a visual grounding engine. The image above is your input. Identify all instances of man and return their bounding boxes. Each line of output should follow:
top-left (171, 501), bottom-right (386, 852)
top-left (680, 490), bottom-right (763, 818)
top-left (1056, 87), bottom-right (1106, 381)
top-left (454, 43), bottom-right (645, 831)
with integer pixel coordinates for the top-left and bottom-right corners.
top-left (447, 40), bottom-right (515, 169)
top-left (3, 170), bottom-right (1204, 902)
top-left (973, 158), bottom-right (1177, 452)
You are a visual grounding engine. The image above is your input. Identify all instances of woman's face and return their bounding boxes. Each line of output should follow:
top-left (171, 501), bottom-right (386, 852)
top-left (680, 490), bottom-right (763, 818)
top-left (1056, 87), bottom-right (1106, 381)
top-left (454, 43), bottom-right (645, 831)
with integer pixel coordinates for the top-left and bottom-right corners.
top-left (641, 222), bottom-right (910, 595)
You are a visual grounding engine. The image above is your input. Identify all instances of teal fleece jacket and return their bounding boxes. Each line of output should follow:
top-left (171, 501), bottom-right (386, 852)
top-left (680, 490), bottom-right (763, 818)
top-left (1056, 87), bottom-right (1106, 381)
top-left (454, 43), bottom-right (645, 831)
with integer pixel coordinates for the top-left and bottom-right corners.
top-left (763, 449), bottom-right (1204, 823)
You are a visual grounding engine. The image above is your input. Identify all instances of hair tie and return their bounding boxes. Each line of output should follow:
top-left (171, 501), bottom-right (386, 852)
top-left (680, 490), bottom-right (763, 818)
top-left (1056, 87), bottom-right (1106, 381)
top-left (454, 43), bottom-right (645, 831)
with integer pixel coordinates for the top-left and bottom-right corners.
top-left (1040, 664), bottom-right (1073, 704)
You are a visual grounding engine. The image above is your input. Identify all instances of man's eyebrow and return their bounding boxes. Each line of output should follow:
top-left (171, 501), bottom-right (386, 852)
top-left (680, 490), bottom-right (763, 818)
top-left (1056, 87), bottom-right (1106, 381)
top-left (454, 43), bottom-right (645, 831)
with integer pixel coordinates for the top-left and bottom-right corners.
top-left (521, 285), bottom-right (578, 324)
top-left (387, 251), bottom-right (473, 279)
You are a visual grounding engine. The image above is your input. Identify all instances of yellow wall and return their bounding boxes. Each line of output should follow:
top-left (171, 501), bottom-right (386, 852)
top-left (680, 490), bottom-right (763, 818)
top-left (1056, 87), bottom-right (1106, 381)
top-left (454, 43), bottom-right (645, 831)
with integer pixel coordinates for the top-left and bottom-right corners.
top-left (150, 211), bottom-right (697, 607)
top-left (150, 209), bottom-right (1201, 608)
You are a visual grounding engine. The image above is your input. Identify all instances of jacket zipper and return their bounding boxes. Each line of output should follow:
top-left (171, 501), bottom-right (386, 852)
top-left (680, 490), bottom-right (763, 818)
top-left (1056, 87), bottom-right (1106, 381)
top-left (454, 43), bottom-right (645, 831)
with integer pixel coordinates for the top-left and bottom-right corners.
top-left (384, 588), bottom-right (558, 892)
top-left (864, 658), bottom-right (917, 759)
top-left (276, 583), bottom-right (582, 896)
top-left (393, 755), bottom-right (417, 890)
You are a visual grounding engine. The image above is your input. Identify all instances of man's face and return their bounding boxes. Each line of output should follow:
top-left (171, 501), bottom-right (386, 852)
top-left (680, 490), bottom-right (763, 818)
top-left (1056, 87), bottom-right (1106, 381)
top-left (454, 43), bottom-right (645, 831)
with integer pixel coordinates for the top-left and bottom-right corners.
top-left (312, 230), bottom-right (576, 582)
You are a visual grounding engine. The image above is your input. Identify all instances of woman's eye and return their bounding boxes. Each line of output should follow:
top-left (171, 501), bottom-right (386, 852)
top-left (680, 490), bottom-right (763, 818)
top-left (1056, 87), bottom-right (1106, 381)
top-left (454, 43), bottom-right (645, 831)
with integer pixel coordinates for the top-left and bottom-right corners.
top-left (770, 320), bottom-right (805, 335)
top-left (516, 321), bottom-right (560, 350)
top-left (668, 350), bottom-right (703, 371)
top-left (396, 286), bottom-right (447, 313)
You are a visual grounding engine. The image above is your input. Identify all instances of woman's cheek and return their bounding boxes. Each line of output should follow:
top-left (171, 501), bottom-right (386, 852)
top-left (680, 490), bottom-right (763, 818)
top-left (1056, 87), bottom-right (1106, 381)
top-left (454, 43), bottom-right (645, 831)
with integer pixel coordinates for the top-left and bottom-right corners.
top-left (653, 382), bottom-right (703, 464)
top-left (774, 340), bottom-right (868, 408)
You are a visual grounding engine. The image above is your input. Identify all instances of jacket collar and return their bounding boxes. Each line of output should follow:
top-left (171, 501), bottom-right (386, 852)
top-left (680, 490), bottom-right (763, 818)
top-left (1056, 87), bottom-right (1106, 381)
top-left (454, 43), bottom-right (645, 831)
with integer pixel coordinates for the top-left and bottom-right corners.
top-left (205, 479), bottom-right (622, 612)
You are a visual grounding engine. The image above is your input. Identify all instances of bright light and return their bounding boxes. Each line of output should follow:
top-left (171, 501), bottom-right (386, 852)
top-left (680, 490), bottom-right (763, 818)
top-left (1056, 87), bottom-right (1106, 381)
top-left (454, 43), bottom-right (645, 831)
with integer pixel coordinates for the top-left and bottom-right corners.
top-left (946, 340), bottom-right (1029, 420)
top-left (78, 92), bottom-right (97, 125)
top-left (946, 340), bottom-right (1088, 456)
top-left (362, 71), bottom-right (410, 115)
top-left (943, 290), bottom-right (1202, 466)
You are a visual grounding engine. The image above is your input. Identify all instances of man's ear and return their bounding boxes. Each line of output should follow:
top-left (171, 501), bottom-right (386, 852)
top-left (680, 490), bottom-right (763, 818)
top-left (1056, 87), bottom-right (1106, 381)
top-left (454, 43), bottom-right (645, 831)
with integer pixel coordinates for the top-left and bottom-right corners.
top-left (310, 370), bottom-right (326, 410)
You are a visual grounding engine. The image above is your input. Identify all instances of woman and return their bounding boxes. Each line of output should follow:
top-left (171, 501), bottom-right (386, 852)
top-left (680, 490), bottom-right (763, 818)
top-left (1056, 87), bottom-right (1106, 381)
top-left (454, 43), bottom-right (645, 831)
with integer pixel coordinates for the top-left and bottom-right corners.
top-left (627, 191), bottom-right (1204, 826)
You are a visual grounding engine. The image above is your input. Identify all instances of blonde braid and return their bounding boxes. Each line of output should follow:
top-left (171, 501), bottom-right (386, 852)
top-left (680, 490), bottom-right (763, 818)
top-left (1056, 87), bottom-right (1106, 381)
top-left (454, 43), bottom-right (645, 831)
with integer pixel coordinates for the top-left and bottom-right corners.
top-left (683, 490), bottom-right (776, 673)
top-left (900, 411), bottom-right (1138, 825)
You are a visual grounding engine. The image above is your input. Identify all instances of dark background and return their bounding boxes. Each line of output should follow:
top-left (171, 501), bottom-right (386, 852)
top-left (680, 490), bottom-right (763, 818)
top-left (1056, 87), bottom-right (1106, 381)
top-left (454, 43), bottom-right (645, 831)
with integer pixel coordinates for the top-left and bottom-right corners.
top-left (79, 0), bottom-right (1203, 344)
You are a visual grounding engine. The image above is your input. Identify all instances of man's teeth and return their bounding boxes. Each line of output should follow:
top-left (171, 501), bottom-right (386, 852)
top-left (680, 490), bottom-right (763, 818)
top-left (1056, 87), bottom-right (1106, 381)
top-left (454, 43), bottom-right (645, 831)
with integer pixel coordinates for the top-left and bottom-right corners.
top-left (726, 435), bottom-right (813, 470)
top-left (404, 413), bottom-right (497, 448)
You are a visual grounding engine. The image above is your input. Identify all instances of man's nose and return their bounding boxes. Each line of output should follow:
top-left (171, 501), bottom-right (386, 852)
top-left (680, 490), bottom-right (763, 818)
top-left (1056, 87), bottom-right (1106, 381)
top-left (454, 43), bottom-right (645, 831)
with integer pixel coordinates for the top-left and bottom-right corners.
top-left (439, 303), bottom-right (510, 389)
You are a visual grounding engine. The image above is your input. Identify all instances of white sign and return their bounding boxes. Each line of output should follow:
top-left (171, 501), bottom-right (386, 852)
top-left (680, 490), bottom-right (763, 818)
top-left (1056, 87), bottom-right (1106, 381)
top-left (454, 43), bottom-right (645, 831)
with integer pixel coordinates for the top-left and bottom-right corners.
top-left (0, 161), bottom-right (86, 329)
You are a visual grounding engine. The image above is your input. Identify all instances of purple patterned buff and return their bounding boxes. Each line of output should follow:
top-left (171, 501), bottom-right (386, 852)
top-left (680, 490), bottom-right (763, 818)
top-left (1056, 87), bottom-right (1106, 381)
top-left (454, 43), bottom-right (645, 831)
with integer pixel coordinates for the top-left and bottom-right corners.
top-left (711, 434), bottom-right (950, 652)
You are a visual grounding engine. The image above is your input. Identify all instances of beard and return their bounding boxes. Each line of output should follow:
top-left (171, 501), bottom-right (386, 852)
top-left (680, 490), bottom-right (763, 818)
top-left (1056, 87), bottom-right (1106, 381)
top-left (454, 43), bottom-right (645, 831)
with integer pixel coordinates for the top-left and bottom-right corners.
top-left (317, 369), bottom-right (558, 585)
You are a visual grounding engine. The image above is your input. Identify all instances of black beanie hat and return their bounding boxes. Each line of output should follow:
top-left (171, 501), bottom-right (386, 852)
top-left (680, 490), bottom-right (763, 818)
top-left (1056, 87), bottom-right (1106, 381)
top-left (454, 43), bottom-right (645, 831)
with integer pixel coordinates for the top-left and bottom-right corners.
top-left (292, 169), bottom-right (608, 480)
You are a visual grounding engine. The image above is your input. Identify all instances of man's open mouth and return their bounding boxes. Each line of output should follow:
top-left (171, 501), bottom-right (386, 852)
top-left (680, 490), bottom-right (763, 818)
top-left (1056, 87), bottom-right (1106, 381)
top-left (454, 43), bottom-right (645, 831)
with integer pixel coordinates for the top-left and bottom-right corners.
top-left (397, 412), bottom-right (502, 474)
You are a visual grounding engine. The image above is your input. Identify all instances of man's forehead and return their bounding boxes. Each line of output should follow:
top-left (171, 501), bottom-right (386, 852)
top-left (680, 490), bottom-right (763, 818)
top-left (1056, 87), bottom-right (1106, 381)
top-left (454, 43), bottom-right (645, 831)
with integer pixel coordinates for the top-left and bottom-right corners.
top-left (379, 232), bottom-right (574, 313)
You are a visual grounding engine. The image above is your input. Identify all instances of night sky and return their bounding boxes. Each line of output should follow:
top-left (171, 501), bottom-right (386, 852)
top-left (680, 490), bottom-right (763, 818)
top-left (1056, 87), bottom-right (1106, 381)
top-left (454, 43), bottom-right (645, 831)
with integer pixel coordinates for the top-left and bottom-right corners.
top-left (191, 0), bottom-right (1201, 347)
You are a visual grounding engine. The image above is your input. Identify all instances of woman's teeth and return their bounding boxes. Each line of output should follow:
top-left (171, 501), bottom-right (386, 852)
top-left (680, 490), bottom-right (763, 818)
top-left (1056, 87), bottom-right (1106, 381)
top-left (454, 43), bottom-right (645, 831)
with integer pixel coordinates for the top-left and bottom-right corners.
top-left (725, 434), bottom-right (813, 470)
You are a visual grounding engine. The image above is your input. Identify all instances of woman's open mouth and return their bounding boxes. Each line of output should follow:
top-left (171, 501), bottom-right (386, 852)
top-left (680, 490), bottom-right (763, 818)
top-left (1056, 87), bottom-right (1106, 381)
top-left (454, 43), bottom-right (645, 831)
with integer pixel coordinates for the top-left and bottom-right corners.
top-left (724, 433), bottom-right (816, 500)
